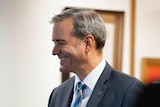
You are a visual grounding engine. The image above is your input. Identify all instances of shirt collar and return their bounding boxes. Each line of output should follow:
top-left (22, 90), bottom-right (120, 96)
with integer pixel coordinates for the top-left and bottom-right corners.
top-left (74, 59), bottom-right (106, 91)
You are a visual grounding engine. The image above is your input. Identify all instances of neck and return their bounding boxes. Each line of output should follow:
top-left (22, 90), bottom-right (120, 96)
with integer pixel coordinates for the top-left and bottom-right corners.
top-left (76, 53), bottom-right (103, 81)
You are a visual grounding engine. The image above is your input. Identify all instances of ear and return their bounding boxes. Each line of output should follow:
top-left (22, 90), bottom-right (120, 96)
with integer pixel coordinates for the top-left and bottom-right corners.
top-left (84, 35), bottom-right (94, 53)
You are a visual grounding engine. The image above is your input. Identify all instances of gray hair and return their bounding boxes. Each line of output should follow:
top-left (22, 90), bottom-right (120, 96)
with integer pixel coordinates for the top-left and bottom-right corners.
top-left (50, 8), bottom-right (107, 50)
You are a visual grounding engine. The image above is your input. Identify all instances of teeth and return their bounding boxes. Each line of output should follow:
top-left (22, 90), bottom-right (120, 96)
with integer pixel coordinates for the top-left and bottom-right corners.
top-left (60, 58), bottom-right (65, 61)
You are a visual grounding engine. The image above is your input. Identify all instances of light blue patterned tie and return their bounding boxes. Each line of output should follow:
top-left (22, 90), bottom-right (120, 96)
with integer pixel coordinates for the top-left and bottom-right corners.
top-left (73, 82), bottom-right (85, 107)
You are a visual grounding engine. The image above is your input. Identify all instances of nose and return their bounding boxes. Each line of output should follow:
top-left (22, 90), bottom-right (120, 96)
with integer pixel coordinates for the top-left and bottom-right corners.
top-left (52, 45), bottom-right (60, 55)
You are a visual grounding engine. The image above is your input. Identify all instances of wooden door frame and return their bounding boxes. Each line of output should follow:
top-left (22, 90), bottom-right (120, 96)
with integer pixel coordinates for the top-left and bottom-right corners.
top-left (96, 10), bottom-right (124, 72)
top-left (130, 0), bottom-right (135, 76)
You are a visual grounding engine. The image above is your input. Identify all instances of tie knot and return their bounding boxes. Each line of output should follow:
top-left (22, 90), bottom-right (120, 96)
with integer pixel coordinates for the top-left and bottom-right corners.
top-left (76, 82), bottom-right (85, 91)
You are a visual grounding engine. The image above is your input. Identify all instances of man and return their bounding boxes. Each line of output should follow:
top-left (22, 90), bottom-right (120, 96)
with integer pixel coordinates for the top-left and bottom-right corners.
top-left (48, 8), bottom-right (144, 107)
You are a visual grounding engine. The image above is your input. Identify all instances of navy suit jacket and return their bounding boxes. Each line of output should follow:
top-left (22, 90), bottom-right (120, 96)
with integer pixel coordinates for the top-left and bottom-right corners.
top-left (48, 62), bottom-right (144, 107)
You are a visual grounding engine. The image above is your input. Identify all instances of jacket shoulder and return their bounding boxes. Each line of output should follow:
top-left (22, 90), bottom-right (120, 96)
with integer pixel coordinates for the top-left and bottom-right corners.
top-left (48, 76), bottom-right (75, 107)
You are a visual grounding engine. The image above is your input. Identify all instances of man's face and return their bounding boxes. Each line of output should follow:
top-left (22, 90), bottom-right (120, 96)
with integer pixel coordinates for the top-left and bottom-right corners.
top-left (52, 19), bottom-right (86, 73)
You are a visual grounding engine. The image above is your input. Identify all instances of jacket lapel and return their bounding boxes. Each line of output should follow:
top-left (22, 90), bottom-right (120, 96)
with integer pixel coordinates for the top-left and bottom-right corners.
top-left (86, 62), bottom-right (113, 107)
top-left (61, 77), bottom-right (74, 107)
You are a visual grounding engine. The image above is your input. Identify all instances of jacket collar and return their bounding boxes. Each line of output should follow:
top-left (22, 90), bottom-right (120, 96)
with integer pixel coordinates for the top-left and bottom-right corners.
top-left (86, 62), bottom-right (113, 107)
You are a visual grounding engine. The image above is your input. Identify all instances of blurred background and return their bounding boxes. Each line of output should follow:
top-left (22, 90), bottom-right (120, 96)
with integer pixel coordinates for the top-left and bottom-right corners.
top-left (0, 0), bottom-right (160, 107)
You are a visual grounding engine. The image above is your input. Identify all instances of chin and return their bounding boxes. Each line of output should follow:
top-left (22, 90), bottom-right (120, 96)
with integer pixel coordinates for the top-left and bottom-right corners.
top-left (60, 69), bottom-right (70, 73)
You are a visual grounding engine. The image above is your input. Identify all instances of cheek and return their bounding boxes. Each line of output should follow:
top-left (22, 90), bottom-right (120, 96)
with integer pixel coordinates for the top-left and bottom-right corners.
top-left (67, 42), bottom-right (86, 61)
top-left (73, 49), bottom-right (86, 63)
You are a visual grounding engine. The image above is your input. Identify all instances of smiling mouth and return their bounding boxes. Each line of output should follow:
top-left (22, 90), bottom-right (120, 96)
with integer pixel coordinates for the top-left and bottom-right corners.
top-left (59, 57), bottom-right (66, 61)
top-left (59, 57), bottom-right (67, 67)
top-left (59, 56), bottom-right (68, 62)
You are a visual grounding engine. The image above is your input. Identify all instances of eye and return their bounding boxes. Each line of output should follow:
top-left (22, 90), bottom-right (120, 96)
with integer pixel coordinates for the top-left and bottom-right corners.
top-left (58, 41), bottom-right (66, 45)
top-left (54, 40), bottom-right (66, 45)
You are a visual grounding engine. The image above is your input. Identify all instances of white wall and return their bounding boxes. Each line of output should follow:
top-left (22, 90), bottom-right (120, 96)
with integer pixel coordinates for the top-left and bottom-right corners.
top-left (0, 0), bottom-right (160, 107)
top-left (134, 0), bottom-right (160, 78)
top-left (0, 0), bottom-right (60, 107)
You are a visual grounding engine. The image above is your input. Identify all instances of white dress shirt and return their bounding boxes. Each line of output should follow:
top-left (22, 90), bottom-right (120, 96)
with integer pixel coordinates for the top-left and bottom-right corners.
top-left (71, 59), bottom-right (106, 107)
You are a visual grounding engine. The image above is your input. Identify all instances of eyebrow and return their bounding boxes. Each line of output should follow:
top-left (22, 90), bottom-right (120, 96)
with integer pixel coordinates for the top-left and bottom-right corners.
top-left (52, 39), bottom-right (65, 42)
top-left (52, 39), bottom-right (67, 44)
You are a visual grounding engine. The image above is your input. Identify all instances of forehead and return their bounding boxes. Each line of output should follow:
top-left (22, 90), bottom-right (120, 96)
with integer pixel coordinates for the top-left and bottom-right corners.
top-left (52, 18), bottom-right (73, 40)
